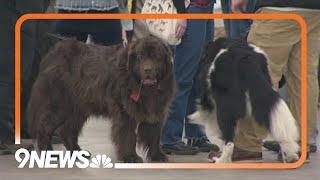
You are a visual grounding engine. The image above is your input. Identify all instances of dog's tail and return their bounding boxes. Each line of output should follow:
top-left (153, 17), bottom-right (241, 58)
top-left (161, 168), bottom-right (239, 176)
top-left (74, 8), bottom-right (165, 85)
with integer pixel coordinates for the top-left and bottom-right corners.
top-left (188, 100), bottom-right (222, 139)
top-left (242, 53), bottom-right (299, 162)
top-left (268, 98), bottom-right (299, 153)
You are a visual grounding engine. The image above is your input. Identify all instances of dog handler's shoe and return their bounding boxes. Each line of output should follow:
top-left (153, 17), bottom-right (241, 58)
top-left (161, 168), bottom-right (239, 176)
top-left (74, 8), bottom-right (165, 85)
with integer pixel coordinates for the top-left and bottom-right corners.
top-left (310, 143), bottom-right (317, 153)
top-left (231, 146), bottom-right (263, 163)
top-left (187, 137), bottom-right (220, 152)
top-left (207, 146), bottom-right (263, 163)
top-left (0, 144), bottom-right (11, 155)
top-left (0, 144), bottom-right (34, 155)
top-left (263, 141), bottom-right (280, 152)
top-left (162, 142), bottom-right (200, 155)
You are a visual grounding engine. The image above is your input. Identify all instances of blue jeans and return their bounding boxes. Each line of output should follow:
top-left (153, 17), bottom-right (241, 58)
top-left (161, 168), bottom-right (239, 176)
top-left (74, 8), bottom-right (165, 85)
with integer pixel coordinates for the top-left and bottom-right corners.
top-left (222, 0), bottom-right (256, 39)
top-left (160, 3), bottom-right (214, 145)
top-left (221, 0), bottom-right (231, 36)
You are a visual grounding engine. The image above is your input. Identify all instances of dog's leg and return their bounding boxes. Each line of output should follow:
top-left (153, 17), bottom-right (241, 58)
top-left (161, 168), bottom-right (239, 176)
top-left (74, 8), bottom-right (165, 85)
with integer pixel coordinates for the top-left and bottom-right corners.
top-left (137, 122), bottom-right (168, 162)
top-left (111, 114), bottom-right (142, 163)
top-left (60, 124), bottom-right (78, 152)
top-left (269, 98), bottom-right (299, 163)
top-left (216, 142), bottom-right (234, 163)
top-left (214, 105), bottom-right (237, 164)
top-left (59, 115), bottom-right (86, 152)
top-left (60, 130), bottom-right (76, 152)
top-left (37, 129), bottom-right (54, 152)
top-left (37, 125), bottom-right (52, 152)
top-left (35, 111), bottom-right (64, 153)
top-left (58, 114), bottom-right (90, 160)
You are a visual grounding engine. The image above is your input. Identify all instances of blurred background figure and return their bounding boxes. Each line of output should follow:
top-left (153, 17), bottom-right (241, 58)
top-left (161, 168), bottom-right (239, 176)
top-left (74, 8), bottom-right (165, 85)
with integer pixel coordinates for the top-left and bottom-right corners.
top-left (54, 0), bottom-right (133, 46)
top-left (0, 0), bottom-right (52, 154)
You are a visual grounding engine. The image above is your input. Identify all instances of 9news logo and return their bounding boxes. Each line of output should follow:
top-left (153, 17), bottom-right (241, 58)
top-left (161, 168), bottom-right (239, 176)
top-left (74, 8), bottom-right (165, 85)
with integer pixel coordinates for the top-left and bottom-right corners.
top-left (15, 148), bottom-right (113, 168)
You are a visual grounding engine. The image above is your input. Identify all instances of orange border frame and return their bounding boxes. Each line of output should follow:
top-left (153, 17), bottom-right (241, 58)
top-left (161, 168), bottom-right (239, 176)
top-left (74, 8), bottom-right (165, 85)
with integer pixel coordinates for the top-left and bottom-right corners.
top-left (15, 14), bottom-right (307, 169)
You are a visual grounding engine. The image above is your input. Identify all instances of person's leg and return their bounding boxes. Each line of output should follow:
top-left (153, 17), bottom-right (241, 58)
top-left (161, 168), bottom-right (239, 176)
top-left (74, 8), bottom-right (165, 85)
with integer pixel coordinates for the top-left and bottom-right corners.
top-left (0, 0), bottom-right (49, 154)
top-left (90, 23), bottom-right (122, 46)
top-left (285, 12), bottom-right (320, 151)
top-left (221, 0), bottom-right (231, 37)
top-left (0, 81), bottom-right (15, 154)
top-left (185, 14), bottom-right (214, 138)
top-left (132, 0), bottom-right (150, 41)
top-left (88, 8), bottom-right (122, 46)
top-left (185, 70), bottom-right (206, 140)
top-left (20, 20), bottom-right (39, 139)
top-left (0, 1), bottom-right (16, 147)
top-left (248, 11), bottom-right (320, 161)
top-left (21, 19), bottom-right (62, 142)
top-left (55, 10), bottom-right (89, 42)
top-left (0, 83), bottom-right (14, 145)
top-left (303, 14), bottom-right (320, 149)
top-left (0, 2), bottom-right (36, 145)
top-left (160, 4), bottom-right (213, 155)
top-left (233, 8), bottom-right (300, 158)
top-left (185, 16), bottom-right (219, 152)
top-left (229, 0), bottom-right (255, 39)
top-left (20, 2), bottom-right (51, 142)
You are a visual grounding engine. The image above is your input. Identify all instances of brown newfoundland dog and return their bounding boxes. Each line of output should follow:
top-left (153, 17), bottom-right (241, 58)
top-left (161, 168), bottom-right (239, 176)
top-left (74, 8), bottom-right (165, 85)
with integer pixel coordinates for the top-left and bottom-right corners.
top-left (27, 36), bottom-right (175, 163)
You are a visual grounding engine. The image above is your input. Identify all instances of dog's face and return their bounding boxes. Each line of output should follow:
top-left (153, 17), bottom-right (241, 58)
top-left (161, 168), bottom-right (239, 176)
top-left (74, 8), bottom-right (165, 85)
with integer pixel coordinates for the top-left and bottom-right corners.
top-left (127, 36), bottom-right (173, 86)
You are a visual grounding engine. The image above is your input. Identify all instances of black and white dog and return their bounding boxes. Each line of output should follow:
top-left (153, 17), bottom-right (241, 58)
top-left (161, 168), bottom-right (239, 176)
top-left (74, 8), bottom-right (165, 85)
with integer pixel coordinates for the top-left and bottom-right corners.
top-left (189, 38), bottom-right (299, 163)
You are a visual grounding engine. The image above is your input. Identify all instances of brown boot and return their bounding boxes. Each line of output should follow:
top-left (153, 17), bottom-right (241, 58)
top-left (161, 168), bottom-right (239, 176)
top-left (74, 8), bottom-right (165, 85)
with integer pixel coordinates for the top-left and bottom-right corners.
top-left (231, 146), bottom-right (263, 163)
top-left (207, 146), bottom-right (263, 163)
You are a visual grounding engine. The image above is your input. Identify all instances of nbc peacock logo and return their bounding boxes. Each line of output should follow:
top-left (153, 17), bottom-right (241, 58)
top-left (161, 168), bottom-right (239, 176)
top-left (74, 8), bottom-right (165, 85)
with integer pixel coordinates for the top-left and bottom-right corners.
top-left (90, 154), bottom-right (113, 168)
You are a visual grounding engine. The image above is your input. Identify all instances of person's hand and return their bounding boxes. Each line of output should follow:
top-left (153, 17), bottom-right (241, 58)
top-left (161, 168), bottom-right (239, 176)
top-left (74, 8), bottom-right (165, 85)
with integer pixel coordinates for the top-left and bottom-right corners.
top-left (122, 30), bottom-right (128, 47)
top-left (231, 0), bottom-right (248, 14)
top-left (175, 19), bottom-right (187, 39)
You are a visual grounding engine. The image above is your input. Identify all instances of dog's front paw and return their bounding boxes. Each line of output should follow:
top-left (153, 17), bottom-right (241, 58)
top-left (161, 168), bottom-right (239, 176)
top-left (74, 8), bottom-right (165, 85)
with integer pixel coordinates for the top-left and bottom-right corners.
top-left (284, 152), bottom-right (299, 163)
top-left (122, 154), bottom-right (143, 163)
top-left (150, 152), bottom-right (168, 162)
top-left (215, 142), bottom-right (234, 164)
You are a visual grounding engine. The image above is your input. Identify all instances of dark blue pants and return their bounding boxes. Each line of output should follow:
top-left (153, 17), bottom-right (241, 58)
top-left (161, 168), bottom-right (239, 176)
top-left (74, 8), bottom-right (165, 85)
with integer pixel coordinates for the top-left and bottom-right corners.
top-left (161, 3), bottom-right (214, 145)
top-left (221, 0), bottom-right (256, 39)
top-left (0, 0), bottom-right (49, 143)
top-left (55, 9), bottom-right (122, 46)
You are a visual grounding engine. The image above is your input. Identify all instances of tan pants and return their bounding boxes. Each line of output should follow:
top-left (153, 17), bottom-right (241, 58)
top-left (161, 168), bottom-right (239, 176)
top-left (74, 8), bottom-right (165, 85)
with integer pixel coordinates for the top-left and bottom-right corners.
top-left (234, 8), bottom-right (320, 152)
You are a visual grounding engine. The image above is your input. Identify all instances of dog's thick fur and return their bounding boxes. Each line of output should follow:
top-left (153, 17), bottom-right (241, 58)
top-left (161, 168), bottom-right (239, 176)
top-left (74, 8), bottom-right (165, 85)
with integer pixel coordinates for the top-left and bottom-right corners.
top-left (189, 38), bottom-right (299, 163)
top-left (27, 36), bottom-right (175, 163)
